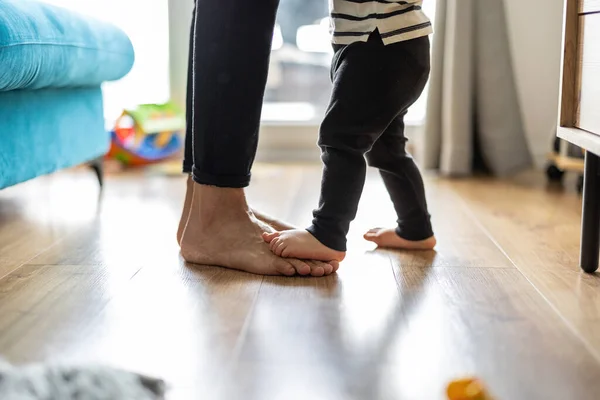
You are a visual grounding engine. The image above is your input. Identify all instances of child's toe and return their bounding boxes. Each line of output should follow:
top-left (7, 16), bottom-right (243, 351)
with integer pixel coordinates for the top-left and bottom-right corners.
top-left (262, 231), bottom-right (280, 243)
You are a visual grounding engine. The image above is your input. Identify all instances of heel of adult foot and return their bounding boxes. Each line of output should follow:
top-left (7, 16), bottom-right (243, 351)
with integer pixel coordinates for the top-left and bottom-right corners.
top-left (179, 233), bottom-right (198, 264)
top-left (179, 241), bottom-right (193, 263)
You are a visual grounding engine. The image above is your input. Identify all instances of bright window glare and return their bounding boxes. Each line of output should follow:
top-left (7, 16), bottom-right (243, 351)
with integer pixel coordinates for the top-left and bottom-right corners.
top-left (262, 102), bottom-right (317, 122)
top-left (296, 18), bottom-right (332, 54)
top-left (265, 0), bottom-right (437, 124)
top-left (40, 0), bottom-right (435, 127)
top-left (273, 25), bottom-right (284, 51)
top-left (39, 0), bottom-right (170, 126)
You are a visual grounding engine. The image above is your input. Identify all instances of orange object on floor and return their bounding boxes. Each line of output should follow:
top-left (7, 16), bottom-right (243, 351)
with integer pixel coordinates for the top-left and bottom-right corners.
top-left (447, 378), bottom-right (493, 400)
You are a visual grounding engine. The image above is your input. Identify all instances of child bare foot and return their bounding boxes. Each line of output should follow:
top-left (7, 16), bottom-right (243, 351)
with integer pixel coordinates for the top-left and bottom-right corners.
top-left (177, 175), bottom-right (194, 245)
top-left (263, 230), bottom-right (346, 262)
top-left (363, 228), bottom-right (436, 250)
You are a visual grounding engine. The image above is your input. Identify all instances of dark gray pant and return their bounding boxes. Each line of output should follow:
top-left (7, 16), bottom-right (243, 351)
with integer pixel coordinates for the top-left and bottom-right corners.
top-left (306, 31), bottom-right (433, 251)
top-left (182, 0), bottom-right (280, 187)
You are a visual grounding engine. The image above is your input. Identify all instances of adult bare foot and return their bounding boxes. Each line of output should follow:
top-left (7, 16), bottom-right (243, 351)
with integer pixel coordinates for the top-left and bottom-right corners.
top-left (180, 183), bottom-right (336, 276)
top-left (177, 175), bottom-right (194, 245)
top-left (263, 230), bottom-right (346, 262)
top-left (177, 175), bottom-right (295, 244)
top-left (250, 209), bottom-right (296, 231)
top-left (363, 228), bottom-right (437, 250)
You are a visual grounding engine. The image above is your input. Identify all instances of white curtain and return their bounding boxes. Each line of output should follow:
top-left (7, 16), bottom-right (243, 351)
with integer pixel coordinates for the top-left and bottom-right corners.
top-left (419, 0), bottom-right (531, 176)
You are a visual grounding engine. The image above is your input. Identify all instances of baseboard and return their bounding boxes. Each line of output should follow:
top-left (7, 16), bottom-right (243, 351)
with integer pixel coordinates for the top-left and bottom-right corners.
top-left (256, 123), bottom-right (422, 163)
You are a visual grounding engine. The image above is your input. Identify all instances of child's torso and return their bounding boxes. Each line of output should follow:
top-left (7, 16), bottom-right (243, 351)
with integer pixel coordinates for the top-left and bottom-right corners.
top-left (329, 0), bottom-right (433, 46)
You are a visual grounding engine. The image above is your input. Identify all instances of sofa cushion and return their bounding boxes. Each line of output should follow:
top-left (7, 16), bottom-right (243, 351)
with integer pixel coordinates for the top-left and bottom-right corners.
top-left (0, 88), bottom-right (108, 189)
top-left (0, 0), bottom-right (134, 91)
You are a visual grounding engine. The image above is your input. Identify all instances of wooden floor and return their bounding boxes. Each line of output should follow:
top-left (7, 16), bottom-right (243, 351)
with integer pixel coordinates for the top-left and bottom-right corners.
top-left (1, 164), bottom-right (600, 400)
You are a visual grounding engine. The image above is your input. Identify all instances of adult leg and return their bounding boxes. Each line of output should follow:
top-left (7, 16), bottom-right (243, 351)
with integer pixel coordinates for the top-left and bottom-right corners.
top-left (363, 113), bottom-right (436, 250)
top-left (179, 0), bottom-right (336, 276)
top-left (190, 0), bottom-right (279, 186)
top-left (177, 0), bottom-right (196, 245)
top-left (177, 0), bottom-right (300, 243)
top-left (181, 0), bottom-right (195, 177)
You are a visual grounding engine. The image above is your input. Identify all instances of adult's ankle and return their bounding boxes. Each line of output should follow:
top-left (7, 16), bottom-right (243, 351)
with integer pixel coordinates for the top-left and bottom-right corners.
top-left (191, 182), bottom-right (249, 217)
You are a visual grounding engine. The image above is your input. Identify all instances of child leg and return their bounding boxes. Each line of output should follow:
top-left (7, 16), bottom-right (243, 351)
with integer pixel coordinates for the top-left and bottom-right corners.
top-left (264, 33), bottom-right (432, 261)
top-left (364, 113), bottom-right (436, 250)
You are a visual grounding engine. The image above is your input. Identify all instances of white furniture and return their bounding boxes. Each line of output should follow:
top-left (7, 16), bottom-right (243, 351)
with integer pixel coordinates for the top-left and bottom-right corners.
top-left (557, 0), bottom-right (600, 272)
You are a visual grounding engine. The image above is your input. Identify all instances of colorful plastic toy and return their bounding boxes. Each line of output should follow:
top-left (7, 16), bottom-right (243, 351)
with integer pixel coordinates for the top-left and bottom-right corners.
top-left (107, 102), bottom-right (185, 166)
top-left (447, 377), bottom-right (493, 400)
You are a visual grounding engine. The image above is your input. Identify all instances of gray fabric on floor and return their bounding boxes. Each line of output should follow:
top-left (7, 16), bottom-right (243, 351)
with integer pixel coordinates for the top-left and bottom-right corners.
top-left (0, 360), bottom-right (166, 400)
top-left (419, 0), bottom-right (531, 176)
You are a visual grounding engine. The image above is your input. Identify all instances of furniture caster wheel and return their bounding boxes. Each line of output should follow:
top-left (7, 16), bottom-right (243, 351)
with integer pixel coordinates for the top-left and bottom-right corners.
top-left (553, 137), bottom-right (562, 153)
top-left (546, 163), bottom-right (565, 182)
top-left (577, 174), bottom-right (584, 193)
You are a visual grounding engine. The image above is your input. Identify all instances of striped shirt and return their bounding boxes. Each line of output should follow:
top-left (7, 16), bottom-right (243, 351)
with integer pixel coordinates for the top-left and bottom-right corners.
top-left (330, 0), bottom-right (433, 45)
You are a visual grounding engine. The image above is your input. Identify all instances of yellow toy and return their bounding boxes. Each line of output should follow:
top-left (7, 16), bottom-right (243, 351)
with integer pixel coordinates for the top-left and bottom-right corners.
top-left (447, 378), bottom-right (493, 400)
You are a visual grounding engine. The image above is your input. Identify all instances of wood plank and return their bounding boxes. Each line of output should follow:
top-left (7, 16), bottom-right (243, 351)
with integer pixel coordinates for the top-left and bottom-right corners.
top-left (559, 0), bottom-right (581, 127)
top-left (0, 171), bottom-right (102, 279)
top-left (371, 173), bottom-right (516, 268)
top-left (575, 13), bottom-right (600, 134)
top-left (0, 263), bottom-right (141, 362)
top-left (389, 268), bottom-right (600, 400)
top-left (290, 167), bottom-right (513, 268)
top-left (0, 167), bottom-right (304, 398)
top-left (224, 266), bottom-right (600, 400)
top-left (222, 252), bottom-right (406, 399)
top-left (449, 173), bottom-right (600, 360)
top-left (0, 217), bottom-right (64, 280)
top-left (80, 264), bottom-right (264, 400)
top-left (221, 169), bottom-right (600, 400)
top-left (3, 166), bottom-right (600, 400)
top-left (547, 152), bottom-right (585, 171)
top-left (0, 262), bottom-right (263, 399)
top-left (580, 0), bottom-right (600, 13)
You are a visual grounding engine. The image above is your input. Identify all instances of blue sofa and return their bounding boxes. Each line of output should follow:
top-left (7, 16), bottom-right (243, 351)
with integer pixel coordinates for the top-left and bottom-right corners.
top-left (0, 0), bottom-right (134, 189)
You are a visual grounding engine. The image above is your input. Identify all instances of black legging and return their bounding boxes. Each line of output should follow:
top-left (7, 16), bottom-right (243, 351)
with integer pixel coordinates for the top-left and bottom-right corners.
top-left (182, 0), bottom-right (280, 188)
top-left (306, 33), bottom-right (433, 251)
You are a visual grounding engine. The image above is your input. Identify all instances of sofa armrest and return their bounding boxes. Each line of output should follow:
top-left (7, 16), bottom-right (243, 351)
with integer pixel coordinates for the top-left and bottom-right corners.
top-left (0, 0), bottom-right (135, 91)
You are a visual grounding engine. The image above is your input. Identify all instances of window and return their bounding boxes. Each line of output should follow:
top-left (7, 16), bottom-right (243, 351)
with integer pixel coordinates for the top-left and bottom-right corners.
top-left (41, 0), bottom-right (436, 128)
top-left (263, 0), bottom-right (437, 125)
top-left (39, 0), bottom-right (171, 127)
